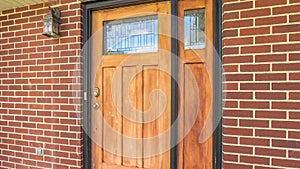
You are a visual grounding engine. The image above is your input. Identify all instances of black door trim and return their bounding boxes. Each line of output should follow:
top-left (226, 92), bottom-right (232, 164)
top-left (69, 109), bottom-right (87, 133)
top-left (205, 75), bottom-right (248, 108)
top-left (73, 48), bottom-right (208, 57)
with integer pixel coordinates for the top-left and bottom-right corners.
top-left (212, 0), bottom-right (223, 168)
top-left (82, 1), bottom-right (222, 169)
top-left (170, 1), bottom-right (178, 169)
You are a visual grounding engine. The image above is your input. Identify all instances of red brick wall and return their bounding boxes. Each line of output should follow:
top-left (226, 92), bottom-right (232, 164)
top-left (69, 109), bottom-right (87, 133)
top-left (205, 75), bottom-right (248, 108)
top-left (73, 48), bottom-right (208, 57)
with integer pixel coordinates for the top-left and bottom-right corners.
top-left (0, 0), bottom-right (82, 168)
top-left (223, 0), bottom-right (300, 168)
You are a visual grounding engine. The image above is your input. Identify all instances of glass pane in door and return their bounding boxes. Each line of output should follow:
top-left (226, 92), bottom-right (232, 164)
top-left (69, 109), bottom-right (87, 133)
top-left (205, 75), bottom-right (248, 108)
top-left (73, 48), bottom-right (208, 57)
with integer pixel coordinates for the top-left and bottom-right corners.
top-left (104, 15), bottom-right (158, 55)
top-left (184, 9), bottom-right (205, 49)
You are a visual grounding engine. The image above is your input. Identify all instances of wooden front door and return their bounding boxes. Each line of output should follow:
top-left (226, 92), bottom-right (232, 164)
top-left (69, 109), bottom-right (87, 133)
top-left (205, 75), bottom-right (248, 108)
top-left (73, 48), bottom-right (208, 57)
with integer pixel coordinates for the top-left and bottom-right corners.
top-left (91, 2), bottom-right (171, 169)
top-left (90, 0), bottom-right (213, 169)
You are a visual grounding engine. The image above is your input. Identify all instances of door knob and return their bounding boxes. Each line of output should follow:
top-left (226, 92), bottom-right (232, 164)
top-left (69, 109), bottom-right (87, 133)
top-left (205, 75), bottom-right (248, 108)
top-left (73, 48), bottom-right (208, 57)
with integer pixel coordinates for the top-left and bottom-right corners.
top-left (93, 103), bottom-right (100, 110)
top-left (93, 87), bottom-right (100, 97)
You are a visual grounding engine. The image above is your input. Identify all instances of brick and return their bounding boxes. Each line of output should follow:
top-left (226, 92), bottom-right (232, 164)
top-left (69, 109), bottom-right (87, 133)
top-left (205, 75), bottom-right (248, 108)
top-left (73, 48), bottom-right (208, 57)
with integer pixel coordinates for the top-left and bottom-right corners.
top-left (2, 20), bottom-right (14, 26)
top-left (289, 92), bottom-right (300, 99)
top-left (289, 53), bottom-right (300, 61)
top-left (272, 140), bottom-right (300, 149)
top-left (223, 136), bottom-right (238, 144)
top-left (0, 15), bottom-right (7, 21)
top-left (288, 150), bottom-right (300, 159)
top-left (8, 13), bottom-right (21, 19)
top-left (223, 145), bottom-right (253, 154)
top-left (290, 33), bottom-right (300, 41)
top-left (223, 12), bottom-right (239, 20)
top-left (255, 129), bottom-right (286, 138)
top-left (290, 14), bottom-right (300, 22)
top-left (223, 47), bottom-right (239, 55)
top-left (223, 55), bottom-right (253, 64)
top-left (241, 8), bottom-right (270, 18)
top-left (225, 74), bottom-right (253, 81)
top-left (223, 29), bottom-right (238, 37)
top-left (22, 11), bottom-right (35, 17)
top-left (240, 64), bottom-right (269, 72)
top-left (288, 131), bottom-right (300, 139)
top-left (240, 119), bottom-right (269, 128)
top-left (272, 121), bottom-right (300, 129)
top-left (61, 50), bottom-right (76, 56)
top-left (255, 110), bottom-right (286, 119)
top-left (223, 118), bottom-right (237, 126)
top-left (240, 137), bottom-right (270, 146)
top-left (272, 83), bottom-right (300, 90)
top-left (223, 163), bottom-right (252, 169)
top-left (255, 34), bottom-right (286, 44)
top-left (241, 45), bottom-right (270, 54)
top-left (273, 4), bottom-right (300, 15)
top-left (224, 83), bottom-right (238, 90)
top-left (223, 154), bottom-right (238, 162)
top-left (9, 25), bottom-right (22, 31)
top-left (61, 10), bottom-right (77, 18)
top-left (70, 3), bottom-right (81, 9)
top-left (29, 3), bottom-right (43, 9)
top-left (240, 101), bottom-right (269, 109)
top-left (16, 30), bottom-right (29, 37)
top-left (273, 43), bottom-right (300, 52)
top-left (60, 37), bottom-right (77, 44)
top-left (2, 9), bottom-right (15, 14)
top-left (224, 1), bottom-right (253, 11)
top-left (273, 24), bottom-right (300, 34)
top-left (223, 37), bottom-right (253, 46)
top-left (224, 101), bottom-right (238, 108)
top-left (255, 54), bottom-right (286, 62)
top-left (16, 42), bottom-right (28, 48)
top-left (255, 0), bottom-right (286, 7)
top-left (16, 6), bottom-right (28, 12)
top-left (15, 18), bottom-right (28, 24)
top-left (29, 15), bottom-right (43, 22)
top-left (224, 110), bottom-right (253, 117)
top-left (226, 92), bottom-right (252, 99)
top-left (240, 27), bottom-right (270, 36)
top-left (255, 148), bottom-right (286, 157)
top-left (255, 92), bottom-right (286, 100)
top-left (223, 19), bottom-right (253, 29)
top-left (255, 73), bottom-right (286, 81)
top-left (240, 83), bottom-right (270, 90)
top-left (272, 102), bottom-right (300, 109)
top-left (240, 156), bottom-right (269, 165)
top-left (223, 127), bottom-right (253, 136)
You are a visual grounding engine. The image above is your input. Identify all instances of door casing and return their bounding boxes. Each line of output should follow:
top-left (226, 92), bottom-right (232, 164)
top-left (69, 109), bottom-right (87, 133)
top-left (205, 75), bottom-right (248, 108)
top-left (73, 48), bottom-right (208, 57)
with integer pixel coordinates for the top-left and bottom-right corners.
top-left (82, 0), bottom-right (223, 169)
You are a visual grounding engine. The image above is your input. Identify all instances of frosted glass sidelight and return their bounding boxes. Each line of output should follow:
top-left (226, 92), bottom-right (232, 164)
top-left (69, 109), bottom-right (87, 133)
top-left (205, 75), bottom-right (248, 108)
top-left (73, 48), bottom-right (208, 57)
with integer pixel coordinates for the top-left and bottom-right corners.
top-left (184, 9), bottom-right (205, 49)
top-left (103, 15), bottom-right (158, 55)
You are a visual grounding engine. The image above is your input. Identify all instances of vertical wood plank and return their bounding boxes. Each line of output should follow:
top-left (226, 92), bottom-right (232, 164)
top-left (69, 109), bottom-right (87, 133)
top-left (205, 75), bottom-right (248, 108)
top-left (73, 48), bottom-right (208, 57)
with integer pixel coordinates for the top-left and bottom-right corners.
top-left (143, 66), bottom-right (159, 169)
top-left (183, 64), bottom-right (212, 169)
top-left (122, 66), bottom-right (141, 167)
top-left (103, 67), bottom-right (122, 165)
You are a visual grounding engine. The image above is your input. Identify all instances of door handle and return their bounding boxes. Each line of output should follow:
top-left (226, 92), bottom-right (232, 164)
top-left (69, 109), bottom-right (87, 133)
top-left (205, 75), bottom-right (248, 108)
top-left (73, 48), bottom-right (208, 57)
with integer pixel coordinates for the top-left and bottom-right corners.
top-left (93, 87), bottom-right (100, 97)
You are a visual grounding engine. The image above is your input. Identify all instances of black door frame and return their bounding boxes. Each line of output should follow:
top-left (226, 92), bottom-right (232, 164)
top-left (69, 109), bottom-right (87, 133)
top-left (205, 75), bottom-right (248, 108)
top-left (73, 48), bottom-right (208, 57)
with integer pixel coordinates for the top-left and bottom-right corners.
top-left (82, 0), bottom-right (222, 169)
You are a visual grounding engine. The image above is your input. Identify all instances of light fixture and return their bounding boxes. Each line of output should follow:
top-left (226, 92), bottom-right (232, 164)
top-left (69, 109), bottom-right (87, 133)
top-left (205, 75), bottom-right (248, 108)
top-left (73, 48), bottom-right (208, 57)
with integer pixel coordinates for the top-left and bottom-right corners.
top-left (42, 7), bottom-right (61, 38)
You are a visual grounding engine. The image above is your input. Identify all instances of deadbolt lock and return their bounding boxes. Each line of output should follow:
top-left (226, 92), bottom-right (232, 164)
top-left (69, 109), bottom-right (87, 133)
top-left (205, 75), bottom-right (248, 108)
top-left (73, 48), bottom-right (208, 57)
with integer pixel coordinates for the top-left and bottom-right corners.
top-left (93, 103), bottom-right (100, 110)
top-left (93, 87), bottom-right (100, 97)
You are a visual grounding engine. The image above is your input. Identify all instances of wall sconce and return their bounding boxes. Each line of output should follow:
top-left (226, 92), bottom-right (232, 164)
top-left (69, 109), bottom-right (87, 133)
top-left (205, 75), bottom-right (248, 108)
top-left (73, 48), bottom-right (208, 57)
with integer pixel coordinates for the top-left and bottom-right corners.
top-left (42, 7), bottom-right (61, 38)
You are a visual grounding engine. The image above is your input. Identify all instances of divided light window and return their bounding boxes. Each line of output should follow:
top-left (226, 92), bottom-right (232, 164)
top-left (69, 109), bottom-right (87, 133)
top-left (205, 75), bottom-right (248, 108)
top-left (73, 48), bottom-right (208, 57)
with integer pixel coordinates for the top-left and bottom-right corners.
top-left (184, 8), bottom-right (205, 49)
top-left (103, 15), bottom-right (158, 55)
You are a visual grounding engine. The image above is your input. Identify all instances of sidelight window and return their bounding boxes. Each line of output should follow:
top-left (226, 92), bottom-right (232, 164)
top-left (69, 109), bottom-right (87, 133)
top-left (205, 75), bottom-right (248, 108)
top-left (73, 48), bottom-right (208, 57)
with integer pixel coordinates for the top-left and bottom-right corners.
top-left (184, 8), bottom-right (205, 49)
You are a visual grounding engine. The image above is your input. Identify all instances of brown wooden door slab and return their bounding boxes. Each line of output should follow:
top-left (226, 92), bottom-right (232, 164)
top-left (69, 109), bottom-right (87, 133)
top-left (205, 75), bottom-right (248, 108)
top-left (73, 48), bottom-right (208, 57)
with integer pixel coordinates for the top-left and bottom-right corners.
top-left (91, 2), bottom-right (171, 169)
